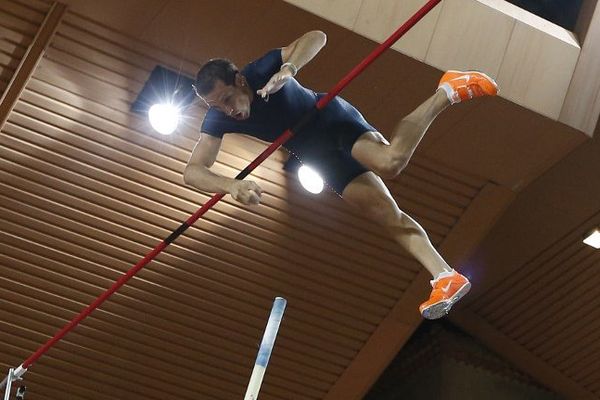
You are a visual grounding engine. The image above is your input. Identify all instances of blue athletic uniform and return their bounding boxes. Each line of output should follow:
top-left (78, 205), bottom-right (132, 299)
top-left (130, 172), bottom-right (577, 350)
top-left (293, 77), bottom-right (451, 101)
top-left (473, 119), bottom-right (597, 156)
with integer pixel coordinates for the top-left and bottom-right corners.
top-left (201, 49), bottom-right (376, 194)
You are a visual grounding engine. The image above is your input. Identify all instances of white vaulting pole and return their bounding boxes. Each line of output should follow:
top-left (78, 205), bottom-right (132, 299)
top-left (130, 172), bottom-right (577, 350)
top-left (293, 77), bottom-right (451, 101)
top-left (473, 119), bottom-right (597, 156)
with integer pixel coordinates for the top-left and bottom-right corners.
top-left (244, 297), bottom-right (287, 400)
top-left (2, 369), bottom-right (14, 400)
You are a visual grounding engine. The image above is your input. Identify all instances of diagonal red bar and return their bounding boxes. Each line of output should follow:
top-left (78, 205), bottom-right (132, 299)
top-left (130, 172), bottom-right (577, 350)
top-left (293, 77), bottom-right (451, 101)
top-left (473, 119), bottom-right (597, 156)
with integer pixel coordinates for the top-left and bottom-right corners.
top-left (17, 0), bottom-right (443, 374)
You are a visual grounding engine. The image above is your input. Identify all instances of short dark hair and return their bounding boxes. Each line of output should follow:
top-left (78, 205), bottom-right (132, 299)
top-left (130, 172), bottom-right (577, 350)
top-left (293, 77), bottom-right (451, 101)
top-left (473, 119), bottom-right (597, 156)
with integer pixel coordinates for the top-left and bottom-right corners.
top-left (193, 58), bottom-right (238, 96)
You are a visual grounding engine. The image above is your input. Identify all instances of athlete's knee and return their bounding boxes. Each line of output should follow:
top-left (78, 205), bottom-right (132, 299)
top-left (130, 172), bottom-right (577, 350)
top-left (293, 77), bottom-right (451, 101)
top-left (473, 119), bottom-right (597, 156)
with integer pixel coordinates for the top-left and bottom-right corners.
top-left (374, 153), bottom-right (410, 179)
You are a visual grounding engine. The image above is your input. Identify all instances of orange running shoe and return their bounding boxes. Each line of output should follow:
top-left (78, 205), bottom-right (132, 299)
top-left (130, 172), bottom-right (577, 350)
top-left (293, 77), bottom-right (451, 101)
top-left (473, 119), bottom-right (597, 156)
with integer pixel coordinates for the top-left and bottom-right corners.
top-left (419, 269), bottom-right (471, 320)
top-left (438, 70), bottom-right (498, 104)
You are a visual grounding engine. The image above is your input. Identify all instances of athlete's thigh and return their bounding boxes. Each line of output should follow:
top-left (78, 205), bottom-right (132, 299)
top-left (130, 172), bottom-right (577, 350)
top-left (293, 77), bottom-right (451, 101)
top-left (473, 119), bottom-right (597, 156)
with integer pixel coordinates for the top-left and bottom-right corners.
top-left (350, 130), bottom-right (391, 171)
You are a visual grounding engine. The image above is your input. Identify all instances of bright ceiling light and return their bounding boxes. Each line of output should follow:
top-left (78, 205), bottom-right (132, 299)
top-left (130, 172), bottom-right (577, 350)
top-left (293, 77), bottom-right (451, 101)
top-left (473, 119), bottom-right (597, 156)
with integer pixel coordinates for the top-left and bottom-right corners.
top-left (298, 165), bottom-right (324, 194)
top-left (148, 103), bottom-right (180, 135)
top-left (583, 228), bottom-right (600, 249)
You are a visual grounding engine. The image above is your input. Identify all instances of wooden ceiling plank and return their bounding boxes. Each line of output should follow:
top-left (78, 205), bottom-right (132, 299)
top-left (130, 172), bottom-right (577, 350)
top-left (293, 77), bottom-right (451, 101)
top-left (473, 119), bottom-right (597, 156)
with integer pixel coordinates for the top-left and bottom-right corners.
top-left (464, 207), bottom-right (600, 317)
top-left (0, 62), bottom-right (17, 78)
top-left (0, 180), bottom-right (403, 310)
top-left (541, 304), bottom-right (600, 367)
top-left (0, 39), bottom-right (27, 62)
top-left (11, 93), bottom-right (416, 260)
top-left (60, 15), bottom-right (198, 73)
top-left (0, 23), bottom-right (34, 45)
top-left (32, 58), bottom-right (138, 109)
top-left (44, 47), bottom-right (144, 93)
top-left (0, 170), bottom-right (408, 304)
top-left (512, 257), bottom-right (600, 350)
top-left (451, 310), bottom-right (597, 400)
top-left (0, 124), bottom-right (414, 301)
top-left (0, 156), bottom-right (408, 316)
top-left (50, 34), bottom-right (150, 80)
top-left (470, 237), bottom-right (590, 317)
top-left (0, 213), bottom-right (377, 340)
top-left (11, 0), bottom-right (51, 13)
top-left (0, 242), bottom-right (364, 365)
top-left (0, 332), bottom-right (224, 400)
top-left (0, 209), bottom-right (379, 343)
top-left (0, 299), bottom-right (345, 387)
top-left (0, 1), bottom-right (66, 131)
top-left (15, 77), bottom-right (467, 246)
top-left (0, 170), bottom-right (412, 314)
top-left (391, 173), bottom-right (471, 211)
top-left (0, 288), bottom-right (347, 384)
top-left (0, 0), bottom-right (48, 25)
top-left (587, 375), bottom-right (600, 394)
top-left (6, 103), bottom-right (451, 255)
top-left (413, 159), bottom-right (485, 193)
top-left (566, 349), bottom-right (600, 388)
top-left (0, 255), bottom-right (362, 366)
top-left (493, 249), bottom-right (598, 338)
top-left (323, 182), bottom-right (515, 400)
top-left (11, 95), bottom-right (424, 260)
top-left (0, 9), bottom-right (40, 38)
top-left (518, 268), bottom-right (600, 355)
top-left (0, 326), bottom-right (326, 400)
top-left (0, 138), bottom-right (404, 300)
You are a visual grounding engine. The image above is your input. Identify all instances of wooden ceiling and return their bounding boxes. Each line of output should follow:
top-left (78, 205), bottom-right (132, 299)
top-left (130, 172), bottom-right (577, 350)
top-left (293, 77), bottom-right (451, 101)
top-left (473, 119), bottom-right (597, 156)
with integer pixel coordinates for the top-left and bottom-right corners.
top-left (0, 0), bottom-right (598, 399)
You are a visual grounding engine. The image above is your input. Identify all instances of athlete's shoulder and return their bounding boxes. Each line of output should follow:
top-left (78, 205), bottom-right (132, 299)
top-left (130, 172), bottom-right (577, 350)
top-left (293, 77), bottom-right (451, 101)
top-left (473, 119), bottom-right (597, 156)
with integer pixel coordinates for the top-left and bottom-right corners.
top-left (201, 108), bottom-right (229, 138)
top-left (242, 49), bottom-right (283, 89)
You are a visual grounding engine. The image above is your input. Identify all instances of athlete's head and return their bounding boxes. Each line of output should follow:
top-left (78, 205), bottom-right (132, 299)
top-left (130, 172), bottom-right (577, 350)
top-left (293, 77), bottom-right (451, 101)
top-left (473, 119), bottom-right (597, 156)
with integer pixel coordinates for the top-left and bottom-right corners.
top-left (193, 58), bottom-right (252, 120)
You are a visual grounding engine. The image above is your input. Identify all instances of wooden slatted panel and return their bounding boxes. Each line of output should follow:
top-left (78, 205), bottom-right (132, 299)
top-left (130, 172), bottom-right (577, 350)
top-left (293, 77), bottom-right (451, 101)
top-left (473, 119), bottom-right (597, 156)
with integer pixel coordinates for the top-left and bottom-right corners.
top-left (0, 4), bottom-right (486, 400)
top-left (0, 0), bottom-right (49, 97)
top-left (471, 215), bottom-right (600, 398)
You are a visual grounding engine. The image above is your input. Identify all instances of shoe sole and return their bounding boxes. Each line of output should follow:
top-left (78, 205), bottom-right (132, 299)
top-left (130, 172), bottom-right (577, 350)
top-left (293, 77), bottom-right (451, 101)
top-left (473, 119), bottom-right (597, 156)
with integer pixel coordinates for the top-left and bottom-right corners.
top-left (444, 70), bottom-right (499, 94)
top-left (421, 281), bottom-right (472, 320)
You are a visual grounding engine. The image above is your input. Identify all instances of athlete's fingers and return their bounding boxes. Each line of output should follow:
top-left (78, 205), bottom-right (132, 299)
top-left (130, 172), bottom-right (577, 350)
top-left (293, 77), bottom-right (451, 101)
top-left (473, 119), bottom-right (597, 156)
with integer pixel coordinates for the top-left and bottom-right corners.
top-left (248, 181), bottom-right (263, 195)
top-left (257, 72), bottom-right (290, 98)
top-left (247, 191), bottom-right (261, 205)
top-left (239, 190), bottom-right (260, 205)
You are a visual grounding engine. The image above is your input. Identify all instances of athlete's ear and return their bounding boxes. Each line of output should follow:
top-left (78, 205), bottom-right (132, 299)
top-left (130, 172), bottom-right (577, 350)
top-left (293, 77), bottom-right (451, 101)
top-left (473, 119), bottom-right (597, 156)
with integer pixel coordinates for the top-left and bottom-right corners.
top-left (235, 73), bottom-right (247, 87)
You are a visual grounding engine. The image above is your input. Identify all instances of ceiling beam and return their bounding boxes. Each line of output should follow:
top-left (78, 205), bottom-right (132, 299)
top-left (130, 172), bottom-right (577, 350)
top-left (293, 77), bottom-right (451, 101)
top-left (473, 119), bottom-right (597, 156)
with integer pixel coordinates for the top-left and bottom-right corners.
top-left (559, 1), bottom-right (600, 136)
top-left (450, 310), bottom-right (597, 400)
top-left (323, 182), bottom-right (515, 400)
top-left (0, 1), bottom-right (67, 132)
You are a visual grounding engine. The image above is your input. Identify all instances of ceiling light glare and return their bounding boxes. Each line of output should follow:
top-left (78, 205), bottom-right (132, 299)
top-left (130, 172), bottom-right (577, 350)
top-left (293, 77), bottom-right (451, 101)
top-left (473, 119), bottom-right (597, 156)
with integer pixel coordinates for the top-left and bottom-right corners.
top-left (148, 103), bottom-right (180, 135)
top-left (298, 165), bottom-right (324, 194)
top-left (583, 228), bottom-right (600, 249)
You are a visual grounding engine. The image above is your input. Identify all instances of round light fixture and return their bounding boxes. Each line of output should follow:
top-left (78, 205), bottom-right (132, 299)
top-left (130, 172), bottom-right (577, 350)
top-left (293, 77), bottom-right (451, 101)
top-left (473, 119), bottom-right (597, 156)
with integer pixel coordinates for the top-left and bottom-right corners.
top-left (298, 165), bottom-right (324, 194)
top-left (148, 103), bottom-right (180, 135)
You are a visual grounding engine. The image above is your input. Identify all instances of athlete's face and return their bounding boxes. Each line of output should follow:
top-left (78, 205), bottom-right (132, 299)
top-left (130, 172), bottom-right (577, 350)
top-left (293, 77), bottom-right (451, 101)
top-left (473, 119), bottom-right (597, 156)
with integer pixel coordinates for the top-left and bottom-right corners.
top-left (203, 74), bottom-right (252, 120)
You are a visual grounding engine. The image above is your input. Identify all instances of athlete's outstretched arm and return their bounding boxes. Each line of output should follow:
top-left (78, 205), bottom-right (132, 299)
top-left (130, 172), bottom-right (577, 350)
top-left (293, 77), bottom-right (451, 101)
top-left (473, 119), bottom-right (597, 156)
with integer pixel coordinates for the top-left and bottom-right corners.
top-left (184, 133), bottom-right (262, 205)
top-left (257, 30), bottom-right (327, 98)
top-left (281, 30), bottom-right (327, 71)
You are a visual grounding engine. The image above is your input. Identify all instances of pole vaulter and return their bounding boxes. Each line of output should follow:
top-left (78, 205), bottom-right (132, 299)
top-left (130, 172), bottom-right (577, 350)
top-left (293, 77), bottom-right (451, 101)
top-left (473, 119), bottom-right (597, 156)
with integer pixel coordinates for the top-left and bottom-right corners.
top-left (1, 0), bottom-right (444, 394)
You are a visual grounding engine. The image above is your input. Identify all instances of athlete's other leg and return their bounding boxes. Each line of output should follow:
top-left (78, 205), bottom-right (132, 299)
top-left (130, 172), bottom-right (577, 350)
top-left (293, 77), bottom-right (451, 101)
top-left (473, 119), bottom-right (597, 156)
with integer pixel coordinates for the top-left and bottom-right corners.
top-left (342, 171), bottom-right (471, 320)
top-left (351, 90), bottom-right (448, 179)
top-left (351, 71), bottom-right (498, 178)
top-left (341, 71), bottom-right (498, 318)
top-left (341, 171), bottom-right (450, 278)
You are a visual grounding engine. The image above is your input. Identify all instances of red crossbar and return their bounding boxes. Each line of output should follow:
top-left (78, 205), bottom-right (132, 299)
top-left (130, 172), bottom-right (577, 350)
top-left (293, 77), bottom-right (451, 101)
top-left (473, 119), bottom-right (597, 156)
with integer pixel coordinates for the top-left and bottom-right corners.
top-left (18, 0), bottom-right (443, 372)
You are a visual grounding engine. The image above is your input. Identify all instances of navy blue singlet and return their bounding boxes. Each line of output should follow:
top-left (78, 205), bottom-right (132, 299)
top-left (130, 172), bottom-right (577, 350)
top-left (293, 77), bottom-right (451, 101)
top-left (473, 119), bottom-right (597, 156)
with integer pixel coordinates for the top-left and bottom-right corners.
top-left (201, 49), bottom-right (376, 194)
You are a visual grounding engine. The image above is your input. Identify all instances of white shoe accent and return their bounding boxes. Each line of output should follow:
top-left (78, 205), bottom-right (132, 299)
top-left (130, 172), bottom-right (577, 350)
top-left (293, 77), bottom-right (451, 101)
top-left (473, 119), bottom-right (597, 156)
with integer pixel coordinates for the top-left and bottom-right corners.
top-left (431, 269), bottom-right (456, 285)
top-left (437, 83), bottom-right (461, 104)
top-left (440, 280), bottom-right (453, 294)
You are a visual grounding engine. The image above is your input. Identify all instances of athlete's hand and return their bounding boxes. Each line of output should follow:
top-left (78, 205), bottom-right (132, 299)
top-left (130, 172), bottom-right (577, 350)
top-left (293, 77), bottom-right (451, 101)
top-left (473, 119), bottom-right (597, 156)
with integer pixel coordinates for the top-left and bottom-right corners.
top-left (257, 68), bottom-right (293, 99)
top-left (230, 180), bottom-right (263, 205)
